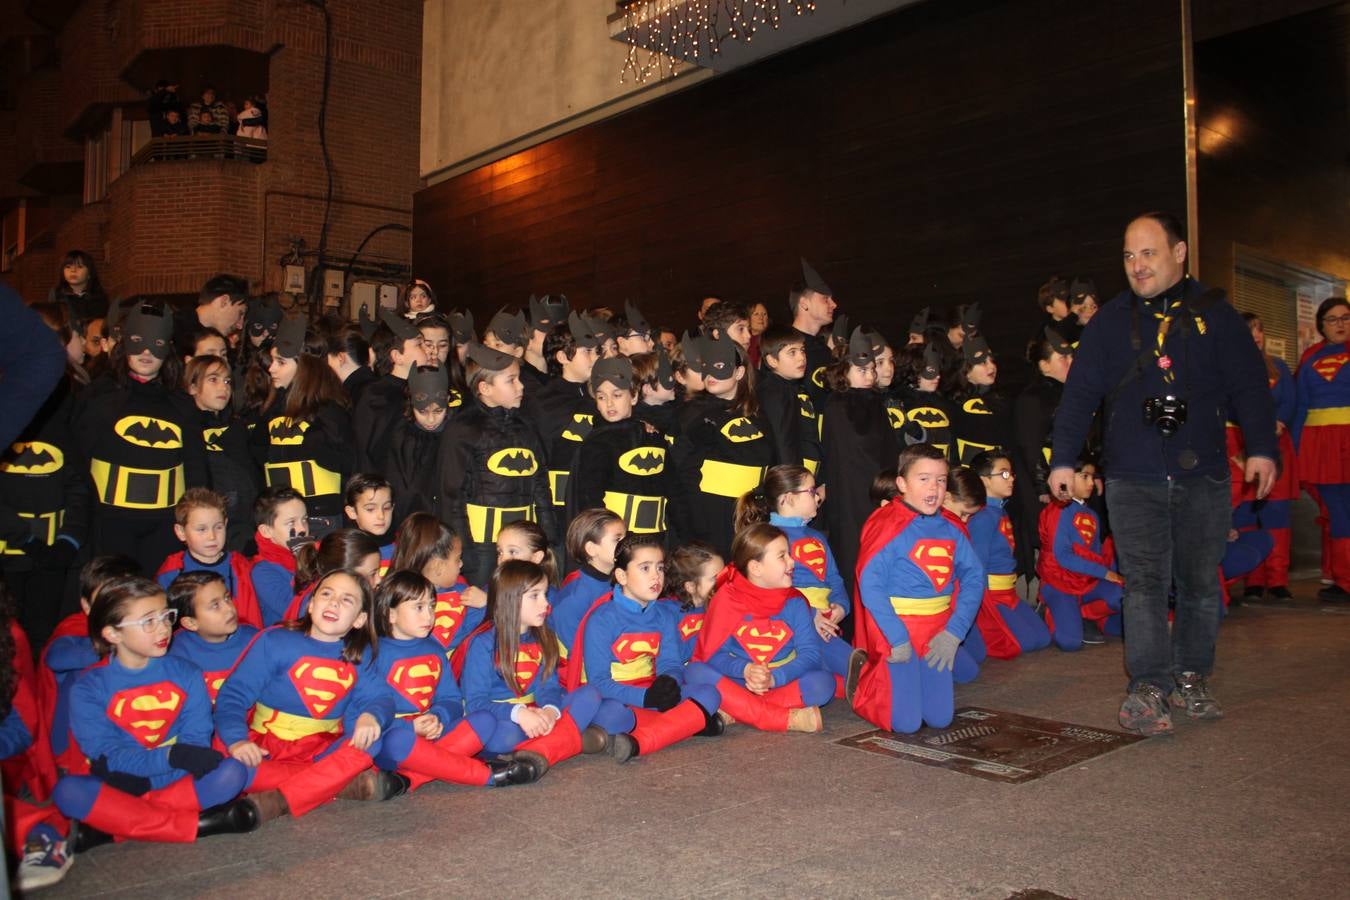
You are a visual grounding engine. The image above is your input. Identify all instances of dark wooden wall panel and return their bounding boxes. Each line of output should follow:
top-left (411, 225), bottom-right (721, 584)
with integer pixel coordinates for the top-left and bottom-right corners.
top-left (415, 0), bottom-right (1188, 367)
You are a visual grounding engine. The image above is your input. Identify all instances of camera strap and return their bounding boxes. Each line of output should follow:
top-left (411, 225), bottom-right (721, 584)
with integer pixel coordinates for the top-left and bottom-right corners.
top-left (1104, 298), bottom-right (1160, 410)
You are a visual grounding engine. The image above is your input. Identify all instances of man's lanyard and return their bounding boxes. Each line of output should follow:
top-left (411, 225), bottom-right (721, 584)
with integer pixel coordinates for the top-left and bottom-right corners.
top-left (1150, 299), bottom-right (1183, 385)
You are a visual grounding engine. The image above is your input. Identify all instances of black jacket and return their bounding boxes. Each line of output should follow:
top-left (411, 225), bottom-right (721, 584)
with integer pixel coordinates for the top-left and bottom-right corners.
top-left (251, 394), bottom-right (355, 518)
top-left (822, 388), bottom-right (898, 590)
top-left (352, 373), bottom-right (407, 473)
top-left (385, 417), bottom-right (444, 528)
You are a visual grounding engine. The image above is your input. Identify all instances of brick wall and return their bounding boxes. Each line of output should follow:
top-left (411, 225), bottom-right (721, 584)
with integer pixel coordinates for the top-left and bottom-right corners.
top-left (14, 65), bottom-right (82, 180)
top-left (113, 0), bottom-right (271, 73)
top-left (59, 0), bottom-right (142, 135)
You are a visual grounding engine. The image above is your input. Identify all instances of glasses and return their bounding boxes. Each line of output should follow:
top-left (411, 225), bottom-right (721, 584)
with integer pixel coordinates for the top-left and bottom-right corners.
top-left (787, 487), bottom-right (824, 498)
top-left (115, 609), bottom-right (178, 633)
top-left (988, 470), bottom-right (1013, 480)
top-left (1324, 314), bottom-right (1350, 325)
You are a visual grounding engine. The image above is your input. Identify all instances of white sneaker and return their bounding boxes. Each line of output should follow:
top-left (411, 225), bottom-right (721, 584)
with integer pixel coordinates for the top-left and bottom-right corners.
top-left (16, 824), bottom-right (73, 891)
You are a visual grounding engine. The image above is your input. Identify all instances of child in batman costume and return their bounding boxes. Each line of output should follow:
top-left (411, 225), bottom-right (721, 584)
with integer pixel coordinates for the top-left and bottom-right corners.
top-left (630, 348), bottom-right (681, 443)
top-left (460, 560), bottom-right (604, 772)
top-left (822, 328), bottom-right (899, 592)
top-left (530, 313), bottom-right (602, 513)
top-left (183, 354), bottom-right (259, 555)
top-left (384, 364), bottom-right (454, 527)
top-left (669, 335), bottom-right (777, 558)
top-left (52, 576), bottom-right (265, 847)
top-left (756, 326), bottom-right (822, 474)
top-left (849, 445), bottom-right (985, 734)
top-left (390, 513), bottom-right (487, 662)
top-left (1036, 458), bottom-right (1124, 650)
top-left (661, 541), bottom-right (722, 664)
top-left (351, 311), bottom-right (429, 473)
top-left (563, 535), bottom-right (726, 762)
top-left (522, 294), bottom-right (571, 385)
top-left (966, 451), bottom-right (1050, 657)
top-left (215, 568), bottom-right (406, 818)
top-left (734, 466), bottom-right (852, 693)
top-left (436, 343), bottom-right (557, 589)
top-left (75, 303), bottom-right (207, 575)
top-left (251, 319), bottom-right (356, 538)
top-left (1011, 328), bottom-right (1076, 578)
top-left (690, 524), bottom-right (830, 732)
top-left (898, 343), bottom-right (956, 461)
top-left (567, 357), bottom-right (673, 539)
top-left (948, 334), bottom-right (1014, 467)
top-left (367, 572), bottom-right (542, 789)
top-left (165, 571), bottom-right (260, 705)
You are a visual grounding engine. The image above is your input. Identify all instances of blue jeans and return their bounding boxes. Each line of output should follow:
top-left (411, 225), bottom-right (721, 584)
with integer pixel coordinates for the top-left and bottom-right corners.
top-left (1105, 475), bottom-right (1231, 694)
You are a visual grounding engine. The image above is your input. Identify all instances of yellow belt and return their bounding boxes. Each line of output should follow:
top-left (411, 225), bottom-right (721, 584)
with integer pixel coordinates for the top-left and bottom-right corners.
top-left (1305, 408), bottom-right (1350, 427)
top-left (548, 470), bottom-right (569, 507)
top-left (799, 586), bottom-right (830, 611)
top-left (698, 459), bottom-right (765, 499)
top-left (956, 438), bottom-right (996, 464)
top-left (767, 650), bottom-right (797, 669)
top-left (988, 573), bottom-right (1017, 591)
top-left (803, 458), bottom-right (819, 474)
top-left (611, 658), bottom-right (655, 683)
top-left (265, 460), bottom-right (342, 497)
top-left (494, 693), bottom-right (535, 706)
top-left (0, 510), bottom-right (61, 555)
top-left (90, 459), bottom-right (184, 509)
top-left (250, 702), bottom-right (341, 740)
top-left (603, 491), bottom-right (667, 534)
top-left (889, 595), bottom-right (952, 616)
top-left (465, 503), bottom-right (534, 544)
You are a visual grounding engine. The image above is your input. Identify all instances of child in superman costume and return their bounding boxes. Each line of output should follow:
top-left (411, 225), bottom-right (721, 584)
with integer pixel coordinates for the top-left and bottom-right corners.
top-left (551, 509), bottom-right (626, 682)
top-left (563, 535), bottom-right (726, 762)
top-left (848, 444), bottom-right (984, 734)
top-left (165, 571), bottom-right (260, 704)
top-left (690, 523), bottom-right (831, 733)
top-left (367, 572), bottom-right (542, 788)
top-left (460, 560), bottom-right (604, 773)
top-left (389, 513), bottom-right (488, 663)
top-left (52, 576), bottom-right (264, 849)
top-left (214, 569), bottom-right (405, 819)
top-left (661, 541), bottom-right (723, 664)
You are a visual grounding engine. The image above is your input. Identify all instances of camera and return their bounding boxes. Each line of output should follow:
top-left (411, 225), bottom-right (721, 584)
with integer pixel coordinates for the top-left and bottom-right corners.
top-left (1143, 395), bottom-right (1188, 437)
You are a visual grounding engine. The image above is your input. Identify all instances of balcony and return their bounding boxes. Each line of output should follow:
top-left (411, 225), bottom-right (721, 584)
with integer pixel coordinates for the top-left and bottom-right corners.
top-left (131, 134), bottom-right (268, 166)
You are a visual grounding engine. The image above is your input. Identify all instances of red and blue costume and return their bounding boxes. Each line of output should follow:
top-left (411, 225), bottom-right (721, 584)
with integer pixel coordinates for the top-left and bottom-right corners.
top-left (369, 635), bottom-right (500, 789)
top-left (550, 565), bottom-right (611, 681)
top-left (376, 539), bottom-right (396, 579)
top-left (690, 568), bottom-right (833, 730)
top-left (431, 578), bottom-right (486, 662)
top-left (966, 499), bottom-right (1050, 658)
top-left (852, 502), bottom-right (984, 733)
top-left (1230, 355), bottom-right (1297, 591)
top-left (167, 625), bottom-right (261, 704)
top-left (659, 600), bottom-right (704, 664)
top-left (52, 655), bottom-right (249, 842)
top-left (249, 531), bottom-right (297, 626)
top-left (213, 628), bottom-right (393, 817)
top-left (460, 627), bottom-right (600, 767)
top-left (2, 644), bottom-right (69, 856)
top-left (770, 515), bottom-right (854, 688)
top-left (1293, 340), bottom-right (1350, 592)
top-left (36, 611), bottom-right (97, 775)
top-left (156, 550), bottom-right (263, 629)
top-left (565, 588), bottom-right (722, 752)
top-left (1036, 500), bottom-right (1122, 649)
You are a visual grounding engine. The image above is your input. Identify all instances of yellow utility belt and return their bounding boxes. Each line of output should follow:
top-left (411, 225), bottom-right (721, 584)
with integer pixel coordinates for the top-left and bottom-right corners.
top-left (90, 459), bottom-right (184, 509)
top-left (767, 650), bottom-right (797, 669)
top-left (265, 459), bottom-right (342, 497)
top-left (889, 595), bottom-right (952, 617)
top-left (803, 458), bottom-right (820, 474)
top-left (1305, 408), bottom-right (1350, 427)
top-left (611, 658), bottom-right (655, 683)
top-left (799, 586), bottom-right (831, 611)
top-left (987, 574), bottom-right (1017, 591)
top-left (250, 702), bottom-right (341, 741)
top-left (494, 693), bottom-right (535, 706)
top-left (0, 510), bottom-right (62, 555)
top-left (548, 470), bottom-right (569, 507)
top-left (699, 459), bottom-right (766, 499)
top-left (465, 503), bottom-right (534, 544)
top-left (603, 491), bottom-right (667, 534)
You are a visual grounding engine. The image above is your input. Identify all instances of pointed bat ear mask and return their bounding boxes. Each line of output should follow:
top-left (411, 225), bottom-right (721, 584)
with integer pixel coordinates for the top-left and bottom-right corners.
top-left (654, 348), bottom-right (675, 390)
top-left (680, 331), bottom-right (704, 371)
top-left (863, 328), bottom-right (888, 358)
top-left (121, 304), bottom-right (174, 360)
top-left (921, 343), bottom-right (943, 381)
top-left (379, 308), bottom-right (421, 343)
top-left (448, 309), bottom-right (475, 345)
top-left (800, 257), bottom-right (833, 297)
top-left (529, 294), bottom-right (569, 333)
top-left (1044, 326), bottom-right (1075, 356)
top-left (407, 364), bottom-right (450, 410)
top-left (1069, 277), bottom-right (1096, 304)
top-left (247, 294), bottom-right (283, 336)
top-left (847, 327), bottom-right (876, 367)
top-left (274, 316), bottom-right (308, 360)
top-left (698, 333), bottom-right (741, 380)
top-left (909, 306), bottom-right (930, 336)
top-left (486, 307), bottom-right (527, 348)
top-left (963, 333), bottom-right (992, 366)
top-left (590, 356), bottom-right (635, 393)
top-left (623, 300), bottom-right (651, 337)
top-left (567, 311), bottom-right (601, 349)
top-left (961, 302), bottom-right (983, 335)
top-left (465, 341), bottom-right (517, 371)
top-left (831, 313), bottom-right (851, 344)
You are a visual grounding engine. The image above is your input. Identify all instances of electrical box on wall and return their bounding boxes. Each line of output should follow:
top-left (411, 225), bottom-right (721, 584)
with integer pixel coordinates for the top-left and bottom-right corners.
top-left (323, 269), bottom-right (345, 300)
top-left (379, 284), bottom-right (399, 310)
top-left (350, 282), bottom-right (378, 321)
top-left (283, 265), bottom-right (306, 294)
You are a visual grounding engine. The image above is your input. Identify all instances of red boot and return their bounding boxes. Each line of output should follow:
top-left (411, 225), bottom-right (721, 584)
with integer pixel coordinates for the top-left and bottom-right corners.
top-left (713, 679), bottom-right (790, 732)
top-left (278, 743), bottom-right (378, 817)
top-left (515, 712), bottom-right (583, 769)
top-left (80, 782), bottom-right (199, 843)
top-left (614, 699), bottom-right (708, 761)
top-left (398, 737), bottom-right (491, 788)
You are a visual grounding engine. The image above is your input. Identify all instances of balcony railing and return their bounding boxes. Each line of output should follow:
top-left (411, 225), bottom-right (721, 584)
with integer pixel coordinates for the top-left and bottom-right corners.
top-left (130, 134), bottom-right (267, 166)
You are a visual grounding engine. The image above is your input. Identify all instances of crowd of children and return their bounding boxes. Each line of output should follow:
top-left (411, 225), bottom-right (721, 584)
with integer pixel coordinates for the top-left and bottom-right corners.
top-left (1, 261), bottom-right (1344, 892)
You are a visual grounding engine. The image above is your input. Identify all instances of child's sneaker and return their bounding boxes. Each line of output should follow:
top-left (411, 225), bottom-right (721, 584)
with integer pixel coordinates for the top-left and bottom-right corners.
top-left (1081, 619), bottom-right (1107, 645)
top-left (16, 824), bottom-right (74, 891)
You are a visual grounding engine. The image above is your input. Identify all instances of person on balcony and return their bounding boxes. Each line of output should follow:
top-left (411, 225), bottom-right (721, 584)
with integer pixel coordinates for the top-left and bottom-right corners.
top-left (189, 86), bottom-right (229, 135)
top-left (236, 98), bottom-right (268, 141)
top-left (147, 81), bottom-right (184, 137)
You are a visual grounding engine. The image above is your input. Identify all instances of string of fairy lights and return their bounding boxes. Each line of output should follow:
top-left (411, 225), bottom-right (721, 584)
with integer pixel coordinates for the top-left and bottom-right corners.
top-left (618, 0), bottom-right (817, 83)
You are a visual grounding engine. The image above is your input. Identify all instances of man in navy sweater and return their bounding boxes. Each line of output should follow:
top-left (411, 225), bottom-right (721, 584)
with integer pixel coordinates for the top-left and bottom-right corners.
top-left (1049, 212), bottom-right (1277, 736)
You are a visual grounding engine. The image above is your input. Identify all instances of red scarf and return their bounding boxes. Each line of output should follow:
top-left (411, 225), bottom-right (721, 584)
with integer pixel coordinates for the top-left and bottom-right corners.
top-left (694, 566), bottom-right (800, 662)
top-left (252, 530), bottom-right (297, 574)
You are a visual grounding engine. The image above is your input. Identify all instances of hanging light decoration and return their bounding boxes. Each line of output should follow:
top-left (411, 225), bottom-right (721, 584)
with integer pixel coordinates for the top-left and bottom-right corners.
top-left (618, 0), bottom-right (816, 84)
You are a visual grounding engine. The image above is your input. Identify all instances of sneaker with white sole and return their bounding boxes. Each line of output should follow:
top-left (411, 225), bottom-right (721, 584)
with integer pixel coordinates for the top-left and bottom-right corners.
top-left (1119, 684), bottom-right (1174, 736)
top-left (1170, 671), bottom-right (1223, 720)
top-left (17, 823), bottom-right (73, 891)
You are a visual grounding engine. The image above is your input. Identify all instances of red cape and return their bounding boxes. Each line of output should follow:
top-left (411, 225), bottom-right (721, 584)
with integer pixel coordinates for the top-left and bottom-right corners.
top-left (157, 551), bottom-right (263, 629)
top-left (449, 621), bottom-right (494, 684)
top-left (561, 592), bottom-right (614, 693)
top-left (693, 566), bottom-right (800, 663)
